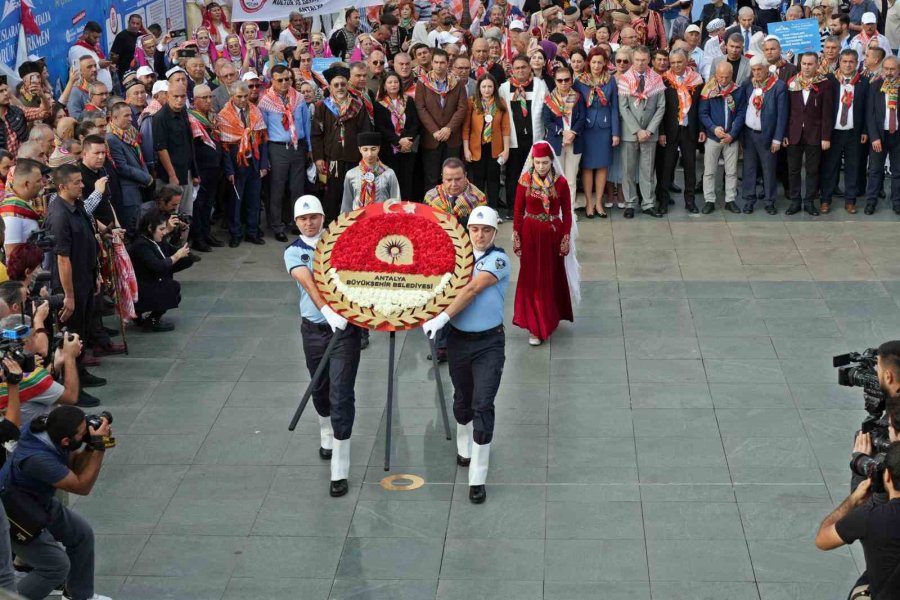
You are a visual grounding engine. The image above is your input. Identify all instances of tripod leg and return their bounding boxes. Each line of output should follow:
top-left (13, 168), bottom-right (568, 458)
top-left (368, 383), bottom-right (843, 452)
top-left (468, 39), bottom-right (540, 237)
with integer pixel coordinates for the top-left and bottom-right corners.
top-left (384, 331), bottom-right (396, 471)
top-left (288, 331), bottom-right (340, 431)
top-left (428, 336), bottom-right (452, 440)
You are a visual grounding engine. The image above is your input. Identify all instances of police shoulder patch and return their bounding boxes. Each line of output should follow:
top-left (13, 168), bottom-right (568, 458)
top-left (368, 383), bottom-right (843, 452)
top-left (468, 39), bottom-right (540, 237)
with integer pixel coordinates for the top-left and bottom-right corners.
top-left (495, 257), bottom-right (506, 270)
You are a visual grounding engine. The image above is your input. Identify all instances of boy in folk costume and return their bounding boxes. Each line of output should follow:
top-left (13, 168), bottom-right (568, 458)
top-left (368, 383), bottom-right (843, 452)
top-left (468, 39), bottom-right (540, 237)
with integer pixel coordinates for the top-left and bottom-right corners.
top-left (341, 132), bottom-right (401, 212)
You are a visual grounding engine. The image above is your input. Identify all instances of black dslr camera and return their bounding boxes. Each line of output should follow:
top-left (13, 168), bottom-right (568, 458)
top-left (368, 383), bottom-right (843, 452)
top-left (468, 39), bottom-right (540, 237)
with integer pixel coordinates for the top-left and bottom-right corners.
top-left (27, 272), bottom-right (65, 323)
top-left (0, 326), bottom-right (36, 376)
top-left (26, 228), bottom-right (54, 251)
top-left (84, 411), bottom-right (116, 450)
top-left (835, 349), bottom-right (891, 492)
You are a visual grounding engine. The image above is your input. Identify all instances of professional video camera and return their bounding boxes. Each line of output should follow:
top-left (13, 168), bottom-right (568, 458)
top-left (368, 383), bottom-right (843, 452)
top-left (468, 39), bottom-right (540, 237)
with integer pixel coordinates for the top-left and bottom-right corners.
top-left (26, 228), bottom-right (55, 252)
top-left (0, 326), bottom-right (36, 375)
top-left (835, 349), bottom-right (891, 492)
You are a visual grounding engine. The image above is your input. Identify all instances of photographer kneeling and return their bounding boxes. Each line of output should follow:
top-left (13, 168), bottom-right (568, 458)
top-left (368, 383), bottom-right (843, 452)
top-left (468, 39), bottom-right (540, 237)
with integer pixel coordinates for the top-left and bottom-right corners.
top-left (128, 208), bottom-right (192, 332)
top-left (0, 405), bottom-right (113, 600)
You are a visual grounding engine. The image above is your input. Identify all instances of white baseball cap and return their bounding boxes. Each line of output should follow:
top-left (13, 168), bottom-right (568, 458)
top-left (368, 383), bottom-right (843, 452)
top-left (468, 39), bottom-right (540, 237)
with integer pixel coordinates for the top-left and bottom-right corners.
top-left (136, 66), bottom-right (155, 78)
top-left (862, 11), bottom-right (877, 24)
top-left (685, 24), bottom-right (701, 34)
top-left (151, 81), bottom-right (169, 96)
top-left (468, 206), bottom-right (499, 229)
top-left (242, 71), bottom-right (260, 81)
top-left (509, 19), bottom-right (526, 31)
top-left (294, 195), bottom-right (324, 217)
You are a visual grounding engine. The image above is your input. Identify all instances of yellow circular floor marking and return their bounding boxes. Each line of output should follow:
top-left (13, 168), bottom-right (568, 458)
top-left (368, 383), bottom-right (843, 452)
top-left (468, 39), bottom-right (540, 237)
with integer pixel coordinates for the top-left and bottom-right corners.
top-left (380, 474), bottom-right (426, 491)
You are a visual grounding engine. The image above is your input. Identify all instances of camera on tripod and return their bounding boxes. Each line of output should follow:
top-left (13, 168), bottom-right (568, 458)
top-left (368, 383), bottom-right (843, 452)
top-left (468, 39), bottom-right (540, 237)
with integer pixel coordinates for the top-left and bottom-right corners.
top-left (835, 349), bottom-right (891, 492)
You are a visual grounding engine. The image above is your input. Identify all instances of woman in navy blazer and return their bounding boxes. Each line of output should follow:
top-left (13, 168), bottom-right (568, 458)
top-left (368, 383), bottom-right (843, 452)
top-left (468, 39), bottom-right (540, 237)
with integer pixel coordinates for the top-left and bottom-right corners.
top-left (574, 47), bottom-right (620, 218)
top-left (542, 64), bottom-right (586, 215)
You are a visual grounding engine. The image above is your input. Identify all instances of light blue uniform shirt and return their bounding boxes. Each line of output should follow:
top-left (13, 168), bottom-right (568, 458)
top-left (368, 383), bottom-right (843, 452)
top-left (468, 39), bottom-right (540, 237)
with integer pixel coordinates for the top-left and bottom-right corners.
top-left (450, 246), bottom-right (510, 333)
top-left (284, 238), bottom-right (325, 323)
top-left (260, 96), bottom-right (313, 151)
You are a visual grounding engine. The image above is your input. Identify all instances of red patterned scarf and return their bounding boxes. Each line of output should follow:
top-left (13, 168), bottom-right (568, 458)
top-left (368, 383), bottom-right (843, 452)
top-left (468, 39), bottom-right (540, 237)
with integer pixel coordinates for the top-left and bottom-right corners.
top-left (576, 72), bottom-right (609, 107)
top-left (509, 76), bottom-right (533, 116)
top-left (663, 68), bottom-right (703, 123)
top-left (258, 87), bottom-right (302, 147)
top-left (358, 161), bottom-right (387, 208)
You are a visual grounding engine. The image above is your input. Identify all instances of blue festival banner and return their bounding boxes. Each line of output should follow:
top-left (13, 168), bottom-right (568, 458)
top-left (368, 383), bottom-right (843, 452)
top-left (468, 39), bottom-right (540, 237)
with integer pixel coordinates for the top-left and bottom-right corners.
top-left (767, 18), bottom-right (822, 55)
top-left (0, 0), bottom-right (20, 74)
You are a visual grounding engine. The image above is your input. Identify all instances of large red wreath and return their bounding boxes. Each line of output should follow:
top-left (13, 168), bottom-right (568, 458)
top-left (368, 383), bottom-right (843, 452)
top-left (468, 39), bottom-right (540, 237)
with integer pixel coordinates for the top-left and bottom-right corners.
top-left (330, 212), bottom-right (456, 276)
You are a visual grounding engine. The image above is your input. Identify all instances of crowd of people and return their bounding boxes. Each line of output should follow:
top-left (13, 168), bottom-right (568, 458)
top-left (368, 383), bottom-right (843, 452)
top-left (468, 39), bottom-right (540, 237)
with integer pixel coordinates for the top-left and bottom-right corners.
top-left (0, 0), bottom-right (897, 596)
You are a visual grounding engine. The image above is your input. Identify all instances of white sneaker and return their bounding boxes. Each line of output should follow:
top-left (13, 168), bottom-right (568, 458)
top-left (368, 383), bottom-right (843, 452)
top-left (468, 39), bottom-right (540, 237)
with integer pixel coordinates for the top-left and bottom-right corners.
top-left (604, 201), bottom-right (613, 208)
top-left (616, 202), bottom-right (625, 209)
top-left (528, 336), bottom-right (542, 346)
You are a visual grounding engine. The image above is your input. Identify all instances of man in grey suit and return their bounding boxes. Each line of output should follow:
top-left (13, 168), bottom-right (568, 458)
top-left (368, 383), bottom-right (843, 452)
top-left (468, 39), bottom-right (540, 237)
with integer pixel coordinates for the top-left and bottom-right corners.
top-left (618, 46), bottom-right (666, 218)
top-left (211, 62), bottom-right (238, 115)
top-left (712, 34), bottom-right (751, 87)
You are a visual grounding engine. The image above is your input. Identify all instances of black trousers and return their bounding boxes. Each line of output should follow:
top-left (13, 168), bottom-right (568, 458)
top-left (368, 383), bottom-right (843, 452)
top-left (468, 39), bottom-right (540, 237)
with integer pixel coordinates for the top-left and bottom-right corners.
top-left (822, 129), bottom-right (862, 205)
top-left (787, 141), bottom-right (822, 206)
top-left (865, 133), bottom-right (900, 209)
top-left (756, 8), bottom-right (781, 33)
top-left (468, 144), bottom-right (501, 210)
top-left (192, 166), bottom-right (220, 243)
top-left (421, 144), bottom-right (460, 192)
top-left (447, 326), bottom-right (505, 445)
top-left (658, 126), bottom-right (698, 206)
top-left (300, 319), bottom-right (362, 440)
top-left (61, 284), bottom-right (94, 361)
top-left (383, 150), bottom-right (415, 201)
top-left (322, 160), bottom-right (355, 224)
top-left (268, 143), bottom-right (306, 235)
top-left (505, 143), bottom-right (532, 211)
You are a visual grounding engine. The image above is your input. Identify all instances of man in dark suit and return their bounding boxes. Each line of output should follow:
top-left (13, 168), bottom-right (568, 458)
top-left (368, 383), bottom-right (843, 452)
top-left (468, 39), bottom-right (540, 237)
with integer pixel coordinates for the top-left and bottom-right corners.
top-left (864, 55), bottom-right (900, 215)
top-left (763, 35), bottom-right (798, 197)
top-left (741, 55), bottom-right (788, 214)
top-left (822, 49), bottom-right (869, 214)
top-left (657, 49), bottom-right (704, 214)
top-left (725, 7), bottom-right (762, 53)
top-left (784, 52), bottom-right (834, 216)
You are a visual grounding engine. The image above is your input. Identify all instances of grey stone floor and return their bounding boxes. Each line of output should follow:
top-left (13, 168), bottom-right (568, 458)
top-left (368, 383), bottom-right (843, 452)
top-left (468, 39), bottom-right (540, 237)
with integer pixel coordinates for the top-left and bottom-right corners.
top-left (79, 201), bottom-right (900, 599)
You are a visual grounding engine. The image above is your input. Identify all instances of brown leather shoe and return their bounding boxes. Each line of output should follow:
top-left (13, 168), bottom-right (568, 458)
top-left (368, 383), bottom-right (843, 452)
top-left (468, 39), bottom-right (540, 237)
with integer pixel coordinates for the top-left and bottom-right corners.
top-left (820, 202), bottom-right (831, 214)
top-left (846, 204), bottom-right (857, 214)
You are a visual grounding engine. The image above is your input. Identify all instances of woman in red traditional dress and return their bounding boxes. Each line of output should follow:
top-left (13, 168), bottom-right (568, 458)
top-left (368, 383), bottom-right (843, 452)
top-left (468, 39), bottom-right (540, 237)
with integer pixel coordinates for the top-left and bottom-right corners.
top-left (512, 141), bottom-right (580, 346)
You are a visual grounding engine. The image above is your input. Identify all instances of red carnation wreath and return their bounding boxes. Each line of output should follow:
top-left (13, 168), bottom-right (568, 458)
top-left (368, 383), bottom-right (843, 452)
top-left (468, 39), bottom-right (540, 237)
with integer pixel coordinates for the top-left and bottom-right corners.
top-left (314, 201), bottom-right (473, 331)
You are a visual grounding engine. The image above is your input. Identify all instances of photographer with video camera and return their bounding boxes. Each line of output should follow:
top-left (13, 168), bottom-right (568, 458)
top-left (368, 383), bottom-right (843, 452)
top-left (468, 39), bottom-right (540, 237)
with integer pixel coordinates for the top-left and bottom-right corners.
top-left (814, 340), bottom-right (900, 600)
top-left (0, 404), bottom-right (114, 600)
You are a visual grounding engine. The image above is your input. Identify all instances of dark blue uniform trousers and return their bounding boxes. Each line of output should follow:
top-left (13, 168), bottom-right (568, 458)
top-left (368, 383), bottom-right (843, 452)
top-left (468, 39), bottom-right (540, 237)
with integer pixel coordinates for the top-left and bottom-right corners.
top-left (301, 320), bottom-right (362, 440)
top-left (447, 326), bottom-right (505, 445)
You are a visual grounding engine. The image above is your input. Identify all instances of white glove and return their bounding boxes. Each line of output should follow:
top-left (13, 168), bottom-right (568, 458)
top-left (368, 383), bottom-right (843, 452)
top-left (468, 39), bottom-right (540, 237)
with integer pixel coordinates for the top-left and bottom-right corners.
top-left (321, 306), bottom-right (348, 332)
top-left (422, 312), bottom-right (450, 339)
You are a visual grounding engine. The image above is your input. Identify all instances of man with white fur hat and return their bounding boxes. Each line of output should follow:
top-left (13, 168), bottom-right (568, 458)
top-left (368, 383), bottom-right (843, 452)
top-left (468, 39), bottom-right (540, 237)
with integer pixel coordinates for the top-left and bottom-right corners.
top-left (284, 195), bottom-right (363, 498)
top-left (423, 205), bottom-right (509, 504)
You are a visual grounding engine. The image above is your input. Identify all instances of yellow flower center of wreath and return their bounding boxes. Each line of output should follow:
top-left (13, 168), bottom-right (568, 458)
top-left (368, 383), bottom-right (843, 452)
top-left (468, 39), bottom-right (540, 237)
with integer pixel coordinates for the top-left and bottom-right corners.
top-left (375, 235), bottom-right (414, 266)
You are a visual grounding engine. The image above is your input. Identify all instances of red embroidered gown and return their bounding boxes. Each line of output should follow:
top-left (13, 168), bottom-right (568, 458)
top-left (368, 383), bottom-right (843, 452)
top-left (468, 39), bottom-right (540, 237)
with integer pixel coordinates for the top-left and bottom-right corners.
top-left (512, 177), bottom-right (574, 340)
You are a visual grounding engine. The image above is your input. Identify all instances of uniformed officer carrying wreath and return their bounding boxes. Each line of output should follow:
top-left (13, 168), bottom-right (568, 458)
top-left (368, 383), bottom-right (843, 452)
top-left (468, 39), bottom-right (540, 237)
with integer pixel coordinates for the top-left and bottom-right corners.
top-left (423, 206), bottom-right (510, 504)
top-left (284, 195), bottom-right (362, 498)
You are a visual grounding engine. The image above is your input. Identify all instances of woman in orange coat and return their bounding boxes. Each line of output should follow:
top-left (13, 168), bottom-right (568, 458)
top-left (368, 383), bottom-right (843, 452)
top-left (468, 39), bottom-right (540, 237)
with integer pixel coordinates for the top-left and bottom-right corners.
top-left (463, 74), bottom-right (510, 214)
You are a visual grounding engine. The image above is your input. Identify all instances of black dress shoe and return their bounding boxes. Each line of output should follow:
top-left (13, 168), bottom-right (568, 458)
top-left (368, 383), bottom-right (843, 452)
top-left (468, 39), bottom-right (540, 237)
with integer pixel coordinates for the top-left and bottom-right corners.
top-left (469, 485), bottom-right (486, 504)
top-left (80, 371), bottom-right (107, 388)
top-left (584, 212), bottom-right (595, 219)
top-left (275, 232), bottom-right (288, 242)
top-left (426, 348), bottom-right (448, 363)
top-left (685, 203), bottom-right (699, 214)
top-left (247, 235), bottom-right (266, 245)
top-left (229, 237), bottom-right (241, 248)
top-left (725, 201), bottom-right (740, 214)
top-left (804, 204), bottom-right (820, 216)
top-left (319, 447), bottom-right (332, 460)
top-left (623, 208), bottom-right (635, 219)
top-left (765, 205), bottom-right (778, 215)
top-left (457, 454), bottom-right (470, 467)
top-left (104, 326), bottom-right (121, 337)
top-left (75, 390), bottom-right (101, 407)
top-left (144, 317), bottom-right (175, 332)
top-left (206, 236), bottom-right (225, 248)
top-left (642, 208), bottom-right (662, 218)
top-left (668, 183), bottom-right (682, 194)
top-left (192, 240), bottom-right (212, 252)
top-left (701, 203), bottom-right (715, 214)
top-left (742, 205), bottom-right (754, 214)
top-left (785, 204), bottom-right (801, 215)
top-left (188, 252), bottom-right (202, 262)
top-left (864, 205), bottom-right (876, 215)
top-left (360, 336), bottom-right (370, 350)
top-left (330, 479), bottom-right (349, 497)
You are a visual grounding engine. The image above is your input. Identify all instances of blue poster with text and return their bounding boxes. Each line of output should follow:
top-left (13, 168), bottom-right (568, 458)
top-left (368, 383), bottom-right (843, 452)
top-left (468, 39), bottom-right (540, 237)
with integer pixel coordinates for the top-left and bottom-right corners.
top-left (768, 18), bottom-right (822, 55)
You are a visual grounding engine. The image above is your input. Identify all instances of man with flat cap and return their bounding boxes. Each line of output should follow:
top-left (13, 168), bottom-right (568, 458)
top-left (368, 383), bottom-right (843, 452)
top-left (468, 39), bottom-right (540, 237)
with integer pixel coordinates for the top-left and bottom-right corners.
top-left (312, 64), bottom-right (372, 223)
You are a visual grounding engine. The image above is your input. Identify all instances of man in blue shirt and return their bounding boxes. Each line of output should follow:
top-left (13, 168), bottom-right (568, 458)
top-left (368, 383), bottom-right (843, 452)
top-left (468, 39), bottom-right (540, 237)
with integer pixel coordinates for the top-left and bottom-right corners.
top-left (284, 195), bottom-right (362, 497)
top-left (0, 405), bottom-right (112, 600)
top-left (261, 65), bottom-right (312, 243)
top-left (423, 206), bottom-right (509, 504)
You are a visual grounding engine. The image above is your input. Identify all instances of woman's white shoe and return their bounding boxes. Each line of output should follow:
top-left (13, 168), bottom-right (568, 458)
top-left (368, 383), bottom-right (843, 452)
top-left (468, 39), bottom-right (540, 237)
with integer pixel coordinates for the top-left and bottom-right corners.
top-left (528, 336), bottom-right (542, 346)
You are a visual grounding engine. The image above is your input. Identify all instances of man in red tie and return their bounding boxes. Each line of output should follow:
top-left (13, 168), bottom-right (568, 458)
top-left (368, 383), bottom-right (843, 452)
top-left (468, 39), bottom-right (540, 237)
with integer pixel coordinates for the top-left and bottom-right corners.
top-left (864, 55), bottom-right (900, 215)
